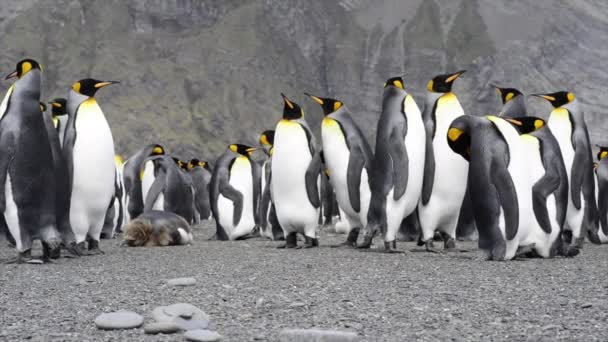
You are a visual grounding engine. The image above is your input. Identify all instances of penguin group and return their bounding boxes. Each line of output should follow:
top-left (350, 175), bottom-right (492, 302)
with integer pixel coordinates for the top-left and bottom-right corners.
top-left (0, 57), bottom-right (604, 263)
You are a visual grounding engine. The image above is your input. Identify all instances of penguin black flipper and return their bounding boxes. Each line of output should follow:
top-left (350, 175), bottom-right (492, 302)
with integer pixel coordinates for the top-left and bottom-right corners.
top-left (531, 170), bottom-right (560, 234)
top-left (251, 159), bottom-right (262, 225)
top-left (63, 113), bottom-right (78, 196)
top-left (388, 125), bottom-right (408, 200)
top-left (491, 158), bottom-right (519, 240)
top-left (219, 180), bottom-right (244, 227)
top-left (346, 144), bottom-right (365, 213)
top-left (598, 166), bottom-right (608, 235)
top-left (421, 110), bottom-right (435, 205)
top-left (143, 174), bottom-right (166, 212)
top-left (259, 175), bottom-right (272, 228)
top-left (0, 133), bottom-right (15, 212)
top-left (570, 147), bottom-right (585, 211)
top-left (305, 150), bottom-right (322, 209)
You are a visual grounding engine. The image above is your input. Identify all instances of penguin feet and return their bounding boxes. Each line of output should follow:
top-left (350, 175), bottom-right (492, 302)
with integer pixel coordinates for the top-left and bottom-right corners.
top-left (62, 242), bottom-right (82, 258)
top-left (5, 250), bottom-right (43, 264)
top-left (424, 240), bottom-right (444, 254)
top-left (574, 237), bottom-right (585, 249)
top-left (277, 233), bottom-right (297, 249)
top-left (514, 244), bottom-right (536, 258)
top-left (302, 236), bottom-right (319, 249)
top-left (87, 240), bottom-right (105, 255)
top-left (42, 240), bottom-right (62, 261)
top-left (381, 241), bottom-right (404, 254)
top-left (74, 241), bottom-right (89, 255)
top-left (331, 228), bottom-right (359, 248)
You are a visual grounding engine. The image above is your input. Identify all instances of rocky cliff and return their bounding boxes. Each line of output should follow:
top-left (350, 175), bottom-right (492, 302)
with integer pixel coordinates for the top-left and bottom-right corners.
top-left (0, 0), bottom-right (606, 160)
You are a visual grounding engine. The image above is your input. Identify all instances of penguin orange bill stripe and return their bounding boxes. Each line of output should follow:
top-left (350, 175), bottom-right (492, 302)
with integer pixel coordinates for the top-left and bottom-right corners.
top-left (304, 93), bottom-right (324, 105)
top-left (446, 70), bottom-right (466, 83)
top-left (94, 81), bottom-right (120, 88)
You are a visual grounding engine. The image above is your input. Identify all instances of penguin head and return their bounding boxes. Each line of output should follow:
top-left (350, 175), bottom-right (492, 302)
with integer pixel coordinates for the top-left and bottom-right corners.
top-left (259, 130), bottom-right (275, 147)
top-left (447, 117), bottom-right (473, 161)
top-left (72, 79), bottom-right (119, 97)
top-left (491, 85), bottom-right (523, 104)
top-left (229, 144), bottom-right (257, 156)
top-left (427, 70), bottom-right (466, 93)
top-left (187, 159), bottom-right (200, 170)
top-left (115, 155), bottom-right (124, 165)
top-left (384, 76), bottom-right (405, 90)
top-left (172, 157), bottom-right (188, 171)
top-left (532, 91), bottom-right (575, 108)
top-left (5, 58), bottom-right (42, 80)
top-left (597, 146), bottom-right (608, 161)
top-left (504, 116), bottom-right (545, 134)
top-left (281, 93), bottom-right (303, 120)
top-left (150, 144), bottom-right (165, 156)
top-left (39, 102), bottom-right (47, 113)
top-left (48, 98), bottom-right (68, 116)
top-left (304, 93), bottom-right (343, 116)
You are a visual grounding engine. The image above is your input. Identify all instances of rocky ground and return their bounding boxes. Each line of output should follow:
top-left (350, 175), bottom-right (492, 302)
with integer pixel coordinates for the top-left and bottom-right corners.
top-left (1, 221), bottom-right (608, 341)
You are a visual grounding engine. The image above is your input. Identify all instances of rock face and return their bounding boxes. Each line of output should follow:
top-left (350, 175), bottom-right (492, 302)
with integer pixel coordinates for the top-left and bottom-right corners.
top-left (0, 1), bottom-right (607, 158)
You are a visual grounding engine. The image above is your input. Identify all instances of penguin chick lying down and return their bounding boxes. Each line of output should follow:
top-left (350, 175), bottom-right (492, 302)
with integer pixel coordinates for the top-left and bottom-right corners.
top-left (123, 211), bottom-right (193, 247)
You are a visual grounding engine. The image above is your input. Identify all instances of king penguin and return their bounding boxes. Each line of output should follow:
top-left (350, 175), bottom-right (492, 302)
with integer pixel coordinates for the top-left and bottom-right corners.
top-left (418, 70), bottom-right (469, 252)
top-left (595, 147), bottom-right (608, 243)
top-left (533, 91), bottom-right (599, 247)
top-left (492, 85), bottom-right (528, 117)
top-left (305, 93), bottom-right (373, 248)
top-left (354, 77), bottom-right (426, 252)
top-left (258, 130), bottom-right (284, 240)
top-left (48, 98), bottom-right (68, 145)
top-left (100, 155), bottom-right (125, 238)
top-left (210, 144), bottom-right (260, 240)
top-left (64, 78), bottom-right (118, 254)
top-left (122, 143), bottom-right (165, 222)
top-left (0, 59), bottom-right (62, 262)
top-left (188, 159), bottom-right (212, 222)
top-left (271, 94), bottom-right (322, 248)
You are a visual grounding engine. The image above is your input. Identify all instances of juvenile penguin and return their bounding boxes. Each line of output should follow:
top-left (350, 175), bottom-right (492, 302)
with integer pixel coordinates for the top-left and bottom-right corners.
top-left (258, 130), bottom-right (284, 240)
top-left (305, 93), bottom-right (372, 248)
top-left (210, 144), bottom-right (261, 240)
top-left (41, 100), bottom-right (78, 253)
top-left (143, 155), bottom-right (195, 223)
top-left (595, 147), bottom-right (608, 242)
top-left (271, 94), bottom-right (322, 248)
top-left (352, 77), bottom-right (425, 252)
top-left (64, 78), bottom-right (118, 254)
top-left (418, 71), bottom-right (469, 252)
top-left (48, 98), bottom-right (68, 145)
top-left (448, 115), bottom-right (573, 259)
top-left (123, 210), bottom-right (193, 247)
top-left (533, 91), bottom-right (599, 247)
top-left (188, 159), bottom-right (212, 222)
top-left (0, 59), bottom-right (62, 262)
top-left (492, 85), bottom-right (528, 117)
top-left (122, 144), bottom-right (165, 222)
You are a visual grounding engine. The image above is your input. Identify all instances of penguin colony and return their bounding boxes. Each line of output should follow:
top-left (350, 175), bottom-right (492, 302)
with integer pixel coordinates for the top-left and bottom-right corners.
top-left (0, 58), bottom-right (604, 263)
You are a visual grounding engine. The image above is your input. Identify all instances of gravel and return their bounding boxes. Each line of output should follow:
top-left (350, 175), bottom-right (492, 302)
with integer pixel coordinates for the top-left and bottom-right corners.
top-left (1, 221), bottom-right (608, 341)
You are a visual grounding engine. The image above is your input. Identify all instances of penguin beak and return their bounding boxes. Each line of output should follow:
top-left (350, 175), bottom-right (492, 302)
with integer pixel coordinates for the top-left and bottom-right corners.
top-left (4, 70), bottom-right (18, 80)
top-left (94, 80), bottom-right (119, 88)
top-left (531, 94), bottom-right (556, 102)
top-left (304, 93), bottom-right (324, 105)
top-left (446, 70), bottom-right (466, 83)
top-left (246, 147), bottom-right (257, 153)
top-left (281, 93), bottom-right (294, 109)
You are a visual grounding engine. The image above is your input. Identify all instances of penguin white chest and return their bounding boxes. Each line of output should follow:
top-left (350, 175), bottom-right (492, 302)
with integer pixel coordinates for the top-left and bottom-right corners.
top-left (72, 99), bottom-right (115, 209)
top-left (548, 112), bottom-right (574, 175)
top-left (322, 118), bottom-right (355, 215)
top-left (218, 156), bottom-right (255, 239)
top-left (400, 97), bottom-right (426, 212)
top-left (271, 120), bottom-right (318, 232)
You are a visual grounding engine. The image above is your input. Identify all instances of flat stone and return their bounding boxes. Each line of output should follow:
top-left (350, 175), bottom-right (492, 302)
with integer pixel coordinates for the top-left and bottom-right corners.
top-left (278, 329), bottom-right (358, 342)
top-left (94, 311), bottom-right (143, 330)
top-left (184, 329), bottom-right (223, 341)
top-left (167, 277), bottom-right (197, 286)
top-left (143, 322), bottom-right (180, 334)
top-left (152, 303), bottom-right (210, 323)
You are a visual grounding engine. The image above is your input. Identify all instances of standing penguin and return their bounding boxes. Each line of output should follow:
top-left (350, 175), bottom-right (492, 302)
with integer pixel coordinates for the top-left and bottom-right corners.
top-left (305, 92), bottom-right (374, 248)
top-left (595, 147), bottom-right (608, 242)
top-left (41, 100), bottom-right (78, 254)
top-left (0, 59), bottom-right (62, 262)
top-left (533, 91), bottom-right (599, 247)
top-left (48, 98), bottom-right (68, 145)
top-left (271, 94), bottom-right (322, 248)
top-left (188, 159), bottom-right (212, 222)
top-left (100, 155), bottom-right (125, 238)
top-left (492, 85), bottom-right (528, 117)
top-left (353, 77), bottom-right (425, 252)
top-left (64, 78), bottom-right (118, 254)
top-left (210, 144), bottom-right (261, 240)
top-left (143, 155), bottom-right (195, 223)
top-left (258, 130), bottom-right (284, 240)
top-left (418, 71), bottom-right (469, 252)
top-left (122, 144), bottom-right (165, 222)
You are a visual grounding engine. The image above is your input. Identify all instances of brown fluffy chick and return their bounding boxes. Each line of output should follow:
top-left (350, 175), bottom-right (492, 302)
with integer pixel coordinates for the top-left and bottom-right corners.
top-left (123, 210), bottom-right (193, 247)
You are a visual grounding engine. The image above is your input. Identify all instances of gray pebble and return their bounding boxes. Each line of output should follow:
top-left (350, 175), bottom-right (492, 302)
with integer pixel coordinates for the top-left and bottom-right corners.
top-left (94, 311), bottom-right (144, 330)
top-left (143, 322), bottom-right (180, 334)
top-left (152, 303), bottom-right (210, 322)
top-left (581, 303), bottom-right (593, 309)
top-left (184, 329), bottom-right (223, 341)
top-left (278, 329), bottom-right (358, 342)
top-left (167, 277), bottom-right (197, 286)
